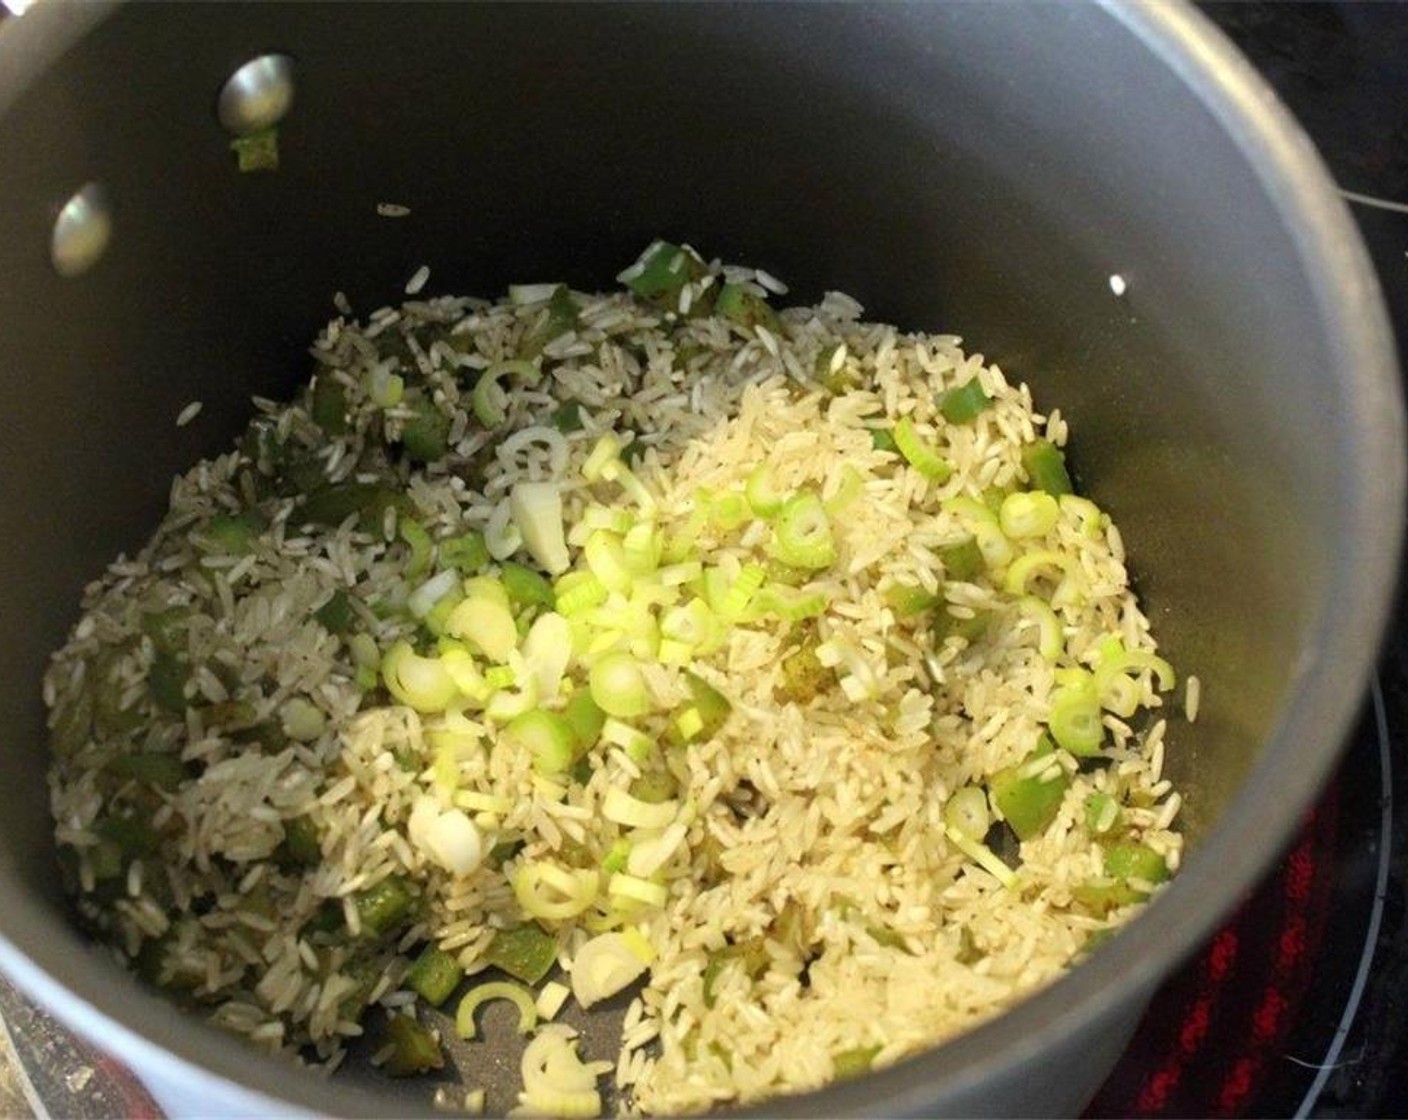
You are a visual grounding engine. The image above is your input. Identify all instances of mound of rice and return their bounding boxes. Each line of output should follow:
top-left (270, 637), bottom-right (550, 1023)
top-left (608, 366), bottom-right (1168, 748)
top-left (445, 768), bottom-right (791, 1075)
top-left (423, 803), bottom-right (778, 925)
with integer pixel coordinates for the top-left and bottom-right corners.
top-left (45, 243), bottom-right (1185, 1115)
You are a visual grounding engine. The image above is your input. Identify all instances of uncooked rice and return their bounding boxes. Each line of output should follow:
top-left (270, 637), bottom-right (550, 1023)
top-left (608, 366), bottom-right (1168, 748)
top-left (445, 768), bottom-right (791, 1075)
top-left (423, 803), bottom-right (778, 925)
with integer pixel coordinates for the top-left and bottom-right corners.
top-left (45, 243), bottom-right (1186, 1115)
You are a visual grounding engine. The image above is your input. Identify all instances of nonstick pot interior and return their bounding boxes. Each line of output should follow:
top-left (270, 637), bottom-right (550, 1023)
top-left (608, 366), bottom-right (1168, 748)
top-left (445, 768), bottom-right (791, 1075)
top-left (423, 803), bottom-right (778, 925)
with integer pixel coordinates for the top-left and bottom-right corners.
top-left (0, 2), bottom-right (1399, 1116)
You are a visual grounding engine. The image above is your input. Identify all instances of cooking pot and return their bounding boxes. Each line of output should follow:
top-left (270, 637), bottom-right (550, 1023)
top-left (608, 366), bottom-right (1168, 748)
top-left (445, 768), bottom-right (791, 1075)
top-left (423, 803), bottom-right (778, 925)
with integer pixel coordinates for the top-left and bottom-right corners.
top-left (0, 2), bottom-right (1400, 1116)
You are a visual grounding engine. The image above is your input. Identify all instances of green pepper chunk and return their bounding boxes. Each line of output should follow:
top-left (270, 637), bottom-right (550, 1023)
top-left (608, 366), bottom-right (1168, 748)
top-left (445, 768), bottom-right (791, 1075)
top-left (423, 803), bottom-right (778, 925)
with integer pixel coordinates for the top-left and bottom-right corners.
top-left (352, 875), bottom-right (416, 938)
top-left (441, 531), bottom-right (490, 575)
top-left (937, 379), bottom-right (993, 424)
top-left (939, 537), bottom-right (984, 581)
top-left (406, 946), bottom-right (465, 1008)
top-left (934, 608), bottom-right (991, 645)
top-left (280, 815), bottom-right (322, 867)
top-left (683, 671), bottom-right (731, 741)
top-left (870, 427), bottom-right (899, 454)
top-left (776, 633), bottom-right (833, 703)
top-left (1104, 842), bottom-right (1169, 886)
top-left (310, 375), bottom-right (348, 435)
top-left (833, 1045), bottom-right (882, 1080)
top-left (111, 752), bottom-right (187, 792)
top-left (487, 838), bottom-right (525, 868)
top-left (197, 510), bottom-right (266, 555)
top-left (314, 590), bottom-right (357, 635)
top-left (298, 483), bottom-right (406, 531)
top-left (630, 770), bottom-right (679, 804)
top-left (715, 282), bottom-right (782, 334)
top-left (815, 343), bottom-right (856, 394)
top-left (483, 923), bottom-right (558, 985)
top-left (1071, 879), bottom-right (1142, 915)
top-left (148, 650), bottom-right (190, 714)
top-left (380, 1014), bottom-right (444, 1077)
top-left (230, 127), bottom-right (279, 173)
top-left (95, 811), bottom-right (157, 860)
top-left (399, 396), bottom-right (452, 463)
top-left (989, 735), bottom-right (1070, 841)
top-left (561, 690), bottom-right (606, 756)
top-left (501, 562), bottom-right (556, 611)
top-left (521, 285), bottom-right (581, 358)
top-left (549, 399), bottom-right (585, 433)
top-left (701, 941), bottom-right (768, 1008)
top-left (1022, 439), bottom-right (1074, 497)
top-left (884, 582), bottom-right (939, 620)
top-left (624, 242), bottom-right (700, 302)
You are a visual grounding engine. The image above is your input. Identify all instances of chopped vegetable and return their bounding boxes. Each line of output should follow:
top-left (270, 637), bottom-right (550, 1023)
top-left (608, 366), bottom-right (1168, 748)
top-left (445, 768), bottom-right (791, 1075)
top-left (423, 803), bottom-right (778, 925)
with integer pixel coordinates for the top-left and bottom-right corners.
top-left (442, 531), bottom-right (491, 575)
top-left (407, 946), bottom-right (465, 1007)
top-left (230, 127), bottom-right (279, 173)
top-left (990, 738), bottom-right (1070, 840)
top-left (892, 416), bottom-right (952, 482)
top-left (769, 491), bottom-right (836, 570)
top-left (589, 652), bottom-right (652, 719)
top-left (999, 491), bottom-right (1060, 539)
top-left (1022, 438), bottom-right (1074, 496)
top-left (484, 924), bottom-right (559, 985)
top-left (937, 379), bottom-right (992, 424)
top-left (455, 980), bottom-right (539, 1039)
top-left (353, 875), bottom-right (416, 938)
top-left (501, 562), bottom-right (557, 610)
top-left (833, 1045), bottom-right (882, 1080)
top-left (506, 709), bottom-right (576, 775)
top-left (1104, 842), bottom-right (1169, 887)
top-left (570, 931), bottom-right (651, 1009)
top-left (380, 1014), bottom-right (444, 1077)
top-left (942, 786), bottom-right (991, 841)
top-left (940, 537), bottom-right (984, 581)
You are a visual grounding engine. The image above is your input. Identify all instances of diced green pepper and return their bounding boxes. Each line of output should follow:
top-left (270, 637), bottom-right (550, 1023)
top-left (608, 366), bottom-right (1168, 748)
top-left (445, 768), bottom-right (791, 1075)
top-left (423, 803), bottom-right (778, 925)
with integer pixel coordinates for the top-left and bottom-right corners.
top-left (715, 282), bottom-right (782, 334)
top-left (197, 510), bottom-right (267, 556)
top-left (1071, 879), bottom-right (1142, 915)
top-left (833, 1045), bottom-right (882, 1080)
top-left (487, 838), bottom-right (525, 868)
top-left (1104, 842), bottom-right (1169, 886)
top-left (501, 562), bottom-right (556, 611)
top-left (407, 946), bottom-right (465, 1008)
top-left (314, 589), bottom-right (357, 634)
top-left (870, 427), bottom-right (899, 454)
top-left (441, 531), bottom-right (490, 575)
top-left (937, 379), bottom-right (992, 424)
top-left (399, 395), bottom-right (452, 463)
top-left (483, 924), bottom-right (558, 985)
top-left (989, 735), bottom-right (1069, 841)
top-left (353, 875), bottom-right (416, 938)
top-left (701, 941), bottom-right (768, 1008)
top-left (280, 815), bottom-right (322, 867)
top-left (630, 770), bottom-right (679, 804)
top-left (230, 127), bottom-right (279, 173)
top-left (298, 483), bottom-right (406, 531)
top-left (934, 608), bottom-right (991, 645)
top-left (311, 375), bottom-right (348, 435)
top-left (549, 400), bottom-right (585, 433)
top-left (884, 582), bottom-right (939, 620)
top-left (380, 1014), bottom-right (444, 1077)
top-left (624, 242), bottom-right (700, 303)
top-left (111, 752), bottom-right (187, 792)
top-left (776, 634), bottom-right (834, 703)
top-left (148, 650), bottom-right (190, 714)
top-left (683, 671), bottom-right (731, 741)
top-left (561, 690), bottom-right (606, 756)
top-left (1022, 439), bottom-right (1073, 497)
top-left (939, 537), bottom-right (984, 581)
top-left (521, 285), bottom-right (581, 358)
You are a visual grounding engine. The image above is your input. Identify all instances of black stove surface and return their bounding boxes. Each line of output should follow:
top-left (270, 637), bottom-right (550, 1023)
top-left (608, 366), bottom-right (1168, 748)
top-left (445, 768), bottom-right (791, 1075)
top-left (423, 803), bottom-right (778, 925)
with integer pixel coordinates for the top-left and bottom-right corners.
top-left (1087, 5), bottom-right (1408, 1117)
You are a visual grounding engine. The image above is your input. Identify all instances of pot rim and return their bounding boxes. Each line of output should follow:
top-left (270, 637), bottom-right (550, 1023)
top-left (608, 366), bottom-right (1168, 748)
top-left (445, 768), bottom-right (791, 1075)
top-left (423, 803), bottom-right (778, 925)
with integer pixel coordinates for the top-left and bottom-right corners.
top-left (0, 0), bottom-right (1400, 1115)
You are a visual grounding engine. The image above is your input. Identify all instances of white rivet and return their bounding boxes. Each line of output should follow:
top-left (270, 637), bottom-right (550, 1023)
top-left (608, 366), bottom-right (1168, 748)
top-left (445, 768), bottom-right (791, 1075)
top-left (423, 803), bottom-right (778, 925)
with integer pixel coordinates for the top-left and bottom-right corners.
top-left (217, 54), bottom-right (295, 136)
top-left (1108, 274), bottom-right (1127, 297)
top-left (51, 182), bottom-right (112, 278)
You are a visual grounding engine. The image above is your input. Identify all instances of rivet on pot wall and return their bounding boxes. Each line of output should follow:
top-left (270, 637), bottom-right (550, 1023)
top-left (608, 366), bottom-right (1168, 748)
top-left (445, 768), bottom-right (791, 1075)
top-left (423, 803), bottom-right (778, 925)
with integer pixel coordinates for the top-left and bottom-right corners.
top-left (217, 54), bottom-right (295, 136)
top-left (51, 182), bottom-right (112, 278)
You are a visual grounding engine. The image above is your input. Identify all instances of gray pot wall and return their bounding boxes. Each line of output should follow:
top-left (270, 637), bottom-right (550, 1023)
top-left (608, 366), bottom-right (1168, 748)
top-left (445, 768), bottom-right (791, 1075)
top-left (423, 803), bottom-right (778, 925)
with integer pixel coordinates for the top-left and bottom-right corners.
top-left (0, 2), bottom-right (1399, 1115)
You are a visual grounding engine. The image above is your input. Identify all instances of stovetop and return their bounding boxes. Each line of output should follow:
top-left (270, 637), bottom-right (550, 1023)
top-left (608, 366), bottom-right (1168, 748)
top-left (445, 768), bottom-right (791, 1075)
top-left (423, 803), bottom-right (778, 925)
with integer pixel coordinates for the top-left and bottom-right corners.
top-left (1, 4), bottom-right (1406, 1118)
